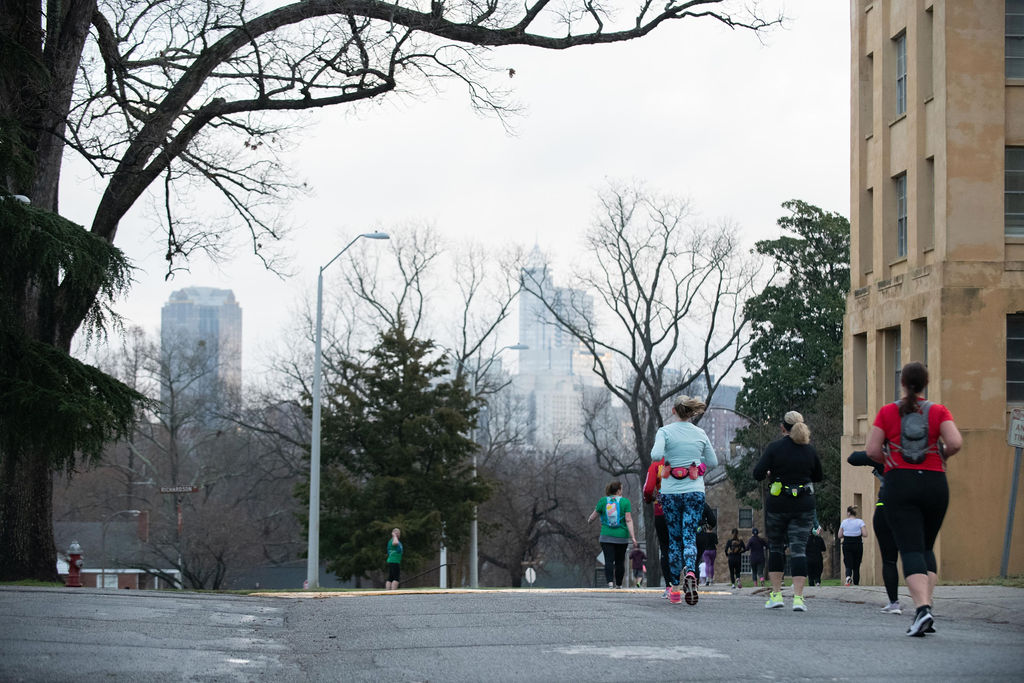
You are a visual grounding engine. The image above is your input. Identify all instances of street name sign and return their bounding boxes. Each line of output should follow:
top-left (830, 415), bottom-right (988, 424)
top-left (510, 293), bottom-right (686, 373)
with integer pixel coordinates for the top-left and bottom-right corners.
top-left (159, 485), bottom-right (199, 494)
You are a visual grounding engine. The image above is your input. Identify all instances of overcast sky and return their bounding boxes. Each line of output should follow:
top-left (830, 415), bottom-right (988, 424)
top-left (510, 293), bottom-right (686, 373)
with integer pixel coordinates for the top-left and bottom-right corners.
top-left (61, 1), bottom-right (850, 380)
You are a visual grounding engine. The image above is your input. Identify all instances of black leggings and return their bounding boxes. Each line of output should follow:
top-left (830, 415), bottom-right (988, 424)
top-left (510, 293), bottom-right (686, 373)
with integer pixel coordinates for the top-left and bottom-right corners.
top-left (842, 538), bottom-right (863, 585)
top-left (655, 514), bottom-right (670, 586)
top-left (601, 542), bottom-right (628, 586)
top-left (807, 557), bottom-right (823, 586)
top-left (873, 504), bottom-right (900, 603)
top-left (884, 469), bottom-right (949, 578)
top-left (728, 556), bottom-right (742, 584)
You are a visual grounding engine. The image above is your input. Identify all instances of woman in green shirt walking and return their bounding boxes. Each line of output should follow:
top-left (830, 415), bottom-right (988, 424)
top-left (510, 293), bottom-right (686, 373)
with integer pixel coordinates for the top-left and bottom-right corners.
top-left (587, 480), bottom-right (638, 589)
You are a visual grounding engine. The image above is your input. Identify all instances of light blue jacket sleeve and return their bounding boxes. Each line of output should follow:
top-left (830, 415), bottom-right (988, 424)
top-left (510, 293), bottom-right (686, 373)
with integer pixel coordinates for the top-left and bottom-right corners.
top-left (651, 427), bottom-right (666, 461)
top-left (703, 432), bottom-right (719, 469)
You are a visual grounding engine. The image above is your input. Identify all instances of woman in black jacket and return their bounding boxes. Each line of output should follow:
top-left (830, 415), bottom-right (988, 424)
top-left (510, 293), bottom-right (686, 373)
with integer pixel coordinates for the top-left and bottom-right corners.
top-left (753, 411), bottom-right (823, 612)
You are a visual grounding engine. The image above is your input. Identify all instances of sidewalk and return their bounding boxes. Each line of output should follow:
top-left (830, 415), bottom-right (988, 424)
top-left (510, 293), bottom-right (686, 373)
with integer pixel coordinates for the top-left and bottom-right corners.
top-left (734, 582), bottom-right (1024, 629)
top-left (257, 581), bottom-right (1024, 630)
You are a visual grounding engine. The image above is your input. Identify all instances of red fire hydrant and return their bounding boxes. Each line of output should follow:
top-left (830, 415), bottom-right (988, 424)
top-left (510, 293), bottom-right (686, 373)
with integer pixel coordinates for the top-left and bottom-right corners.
top-left (65, 541), bottom-right (84, 588)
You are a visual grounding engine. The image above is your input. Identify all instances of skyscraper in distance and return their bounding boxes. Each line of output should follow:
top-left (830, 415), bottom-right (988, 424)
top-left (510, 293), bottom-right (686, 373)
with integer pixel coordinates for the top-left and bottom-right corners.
top-left (160, 287), bottom-right (242, 407)
top-left (516, 246), bottom-right (608, 449)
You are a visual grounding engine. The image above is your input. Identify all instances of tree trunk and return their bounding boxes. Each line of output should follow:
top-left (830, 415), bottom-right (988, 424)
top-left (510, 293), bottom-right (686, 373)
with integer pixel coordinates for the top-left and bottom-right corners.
top-left (0, 445), bottom-right (58, 581)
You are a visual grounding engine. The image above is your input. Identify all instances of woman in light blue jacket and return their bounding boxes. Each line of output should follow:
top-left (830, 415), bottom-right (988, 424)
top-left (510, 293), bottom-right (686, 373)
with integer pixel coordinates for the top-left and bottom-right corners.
top-left (651, 395), bottom-right (718, 605)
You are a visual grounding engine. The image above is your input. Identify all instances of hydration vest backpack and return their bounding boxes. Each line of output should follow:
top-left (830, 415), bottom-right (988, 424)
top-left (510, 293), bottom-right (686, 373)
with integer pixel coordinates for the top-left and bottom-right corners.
top-left (893, 401), bottom-right (933, 464)
top-left (604, 496), bottom-right (622, 527)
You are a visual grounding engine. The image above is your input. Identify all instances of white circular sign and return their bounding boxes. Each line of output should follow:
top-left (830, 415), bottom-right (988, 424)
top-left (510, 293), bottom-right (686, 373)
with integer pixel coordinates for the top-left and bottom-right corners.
top-left (524, 567), bottom-right (537, 585)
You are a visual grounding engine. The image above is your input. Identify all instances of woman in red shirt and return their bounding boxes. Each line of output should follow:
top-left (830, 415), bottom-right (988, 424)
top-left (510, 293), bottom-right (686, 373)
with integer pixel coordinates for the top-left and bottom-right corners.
top-left (866, 361), bottom-right (962, 637)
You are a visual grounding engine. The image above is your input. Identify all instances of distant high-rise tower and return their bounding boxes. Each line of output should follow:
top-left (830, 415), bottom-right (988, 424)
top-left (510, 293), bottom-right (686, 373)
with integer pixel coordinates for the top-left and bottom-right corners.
top-left (518, 246), bottom-right (595, 378)
top-left (160, 287), bottom-right (242, 406)
top-left (516, 248), bottom-right (608, 449)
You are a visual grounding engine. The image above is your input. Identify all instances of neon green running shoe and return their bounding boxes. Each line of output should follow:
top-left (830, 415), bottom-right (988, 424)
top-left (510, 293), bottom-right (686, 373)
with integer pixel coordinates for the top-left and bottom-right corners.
top-left (764, 591), bottom-right (784, 609)
top-left (792, 595), bottom-right (807, 612)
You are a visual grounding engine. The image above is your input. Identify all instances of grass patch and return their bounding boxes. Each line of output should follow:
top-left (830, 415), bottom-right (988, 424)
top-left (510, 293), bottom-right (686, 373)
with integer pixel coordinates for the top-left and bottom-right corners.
top-left (0, 580), bottom-right (65, 588)
top-left (940, 574), bottom-right (1024, 589)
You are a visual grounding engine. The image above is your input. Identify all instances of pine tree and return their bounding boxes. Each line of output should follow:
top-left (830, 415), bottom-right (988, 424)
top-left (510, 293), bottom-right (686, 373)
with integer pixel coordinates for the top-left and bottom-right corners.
top-left (0, 198), bottom-right (144, 581)
top-left (312, 323), bottom-right (488, 582)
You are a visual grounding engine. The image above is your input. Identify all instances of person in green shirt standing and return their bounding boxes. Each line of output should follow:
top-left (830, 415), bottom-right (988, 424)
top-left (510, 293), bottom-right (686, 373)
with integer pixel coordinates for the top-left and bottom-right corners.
top-left (386, 528), bottom-right (403, 590)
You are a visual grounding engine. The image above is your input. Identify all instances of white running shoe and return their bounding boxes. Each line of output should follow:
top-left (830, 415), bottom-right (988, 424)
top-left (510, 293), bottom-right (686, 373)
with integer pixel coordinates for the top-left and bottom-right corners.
top-left (881, 601), bottom-right (902, 615)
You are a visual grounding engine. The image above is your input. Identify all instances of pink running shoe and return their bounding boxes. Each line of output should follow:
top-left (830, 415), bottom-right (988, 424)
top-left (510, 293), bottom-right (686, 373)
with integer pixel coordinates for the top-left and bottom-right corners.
top-left (668, 586), bottom-right (682, 604)
top-left (683, 571), bottom-right (699, 605)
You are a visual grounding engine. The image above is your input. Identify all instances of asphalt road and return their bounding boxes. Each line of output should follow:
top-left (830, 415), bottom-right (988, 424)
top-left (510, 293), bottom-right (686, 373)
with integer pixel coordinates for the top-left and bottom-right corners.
top-left (1, 585), bottom-right (1021, 681)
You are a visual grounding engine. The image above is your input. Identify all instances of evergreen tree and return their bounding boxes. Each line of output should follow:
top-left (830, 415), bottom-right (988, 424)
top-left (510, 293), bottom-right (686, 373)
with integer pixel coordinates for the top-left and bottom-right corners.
top-left (0, 198), bottom-right (144, 580)
top-left (728, 200), bottom-right (849, 530)
top-left (312, 324), bottom-right (488, 582)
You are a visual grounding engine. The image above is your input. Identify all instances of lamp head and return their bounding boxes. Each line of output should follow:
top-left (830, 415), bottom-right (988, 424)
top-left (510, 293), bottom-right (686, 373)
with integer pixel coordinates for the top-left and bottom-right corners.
top-left (360, 231), bottom-right (390, 240)
top-left (507, 344), bottom-right (529, 351)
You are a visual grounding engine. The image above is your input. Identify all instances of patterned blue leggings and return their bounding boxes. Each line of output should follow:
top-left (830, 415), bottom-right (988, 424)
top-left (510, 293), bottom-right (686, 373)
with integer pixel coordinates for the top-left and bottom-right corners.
top-left (660, 492), bottom-right (706, 585)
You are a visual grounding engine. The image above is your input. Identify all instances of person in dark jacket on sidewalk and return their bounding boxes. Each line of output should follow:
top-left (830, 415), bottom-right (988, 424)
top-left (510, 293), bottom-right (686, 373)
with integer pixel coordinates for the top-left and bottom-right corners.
top-left (725, 528), bottom-right (746, 588)
top-left (629, 546), bottom-right (647, 588)
top-left (746, 529), bottom-right (769, 587)
top-left (698, 524), bottom-right (718, 585)
top-left (806, 528), bottom-right (826, 586)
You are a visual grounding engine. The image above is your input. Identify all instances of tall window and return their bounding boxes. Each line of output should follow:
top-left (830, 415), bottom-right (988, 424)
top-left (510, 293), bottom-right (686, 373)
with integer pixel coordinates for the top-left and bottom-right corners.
top-left (861, 188), bottom-right (874, 276)
top-left (922, 7), bottom-right (934, 99)
top-left (1009, 315), bottom-right (1024, 402)
top-left (738, 508), bottom-right (753, 528)
top-left (853, 333), bottom-right (868, 416)
top-left (912, 318), bottom-right (928, 398)
top-left (1009, 0), bottom-right (1024, 78)
top-left (896, 174), bottom-right (908, 257)
top-left (895, 33), bottom-right (907, 116)
top-left (894, 328), bottom-right (903, 400)
top-left (1008, 148), bottom-right (1024, 237)
top-left (920, 157), bottom-right (935, 250)
top-left (861, 53), bottom-right (874, 139)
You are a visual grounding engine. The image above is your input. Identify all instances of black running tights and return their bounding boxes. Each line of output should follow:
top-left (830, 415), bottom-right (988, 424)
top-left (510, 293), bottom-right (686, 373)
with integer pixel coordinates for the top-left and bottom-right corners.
top-left (842, 538), bottom-right (863, 585)
top-left (873, 504), bottom-right (900, 603)
top-left (601, 542), bottom-right (628, 586)
top-left (883, 469), bottom-right (949, 578)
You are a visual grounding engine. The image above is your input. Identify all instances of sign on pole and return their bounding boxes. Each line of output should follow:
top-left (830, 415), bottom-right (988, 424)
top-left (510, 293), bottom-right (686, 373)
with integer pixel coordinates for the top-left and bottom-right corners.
top-left (1003, 409), bottom-right (1024, 578)
top-left (1009, 408), bottom-right (1024, 448)
top-left (159, 485), bottom-right (200, 494)
top-left (524, 567), bottom-right (537, 586)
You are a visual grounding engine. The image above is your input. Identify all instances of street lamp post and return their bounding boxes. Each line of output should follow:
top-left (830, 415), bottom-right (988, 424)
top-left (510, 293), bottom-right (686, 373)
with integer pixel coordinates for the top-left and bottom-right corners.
top-left (307, 232), bottom-right (390, 590)
top-left (100, 509), bottom-right (141, 589)
top-left (455, 343), bottom-right (528, 589)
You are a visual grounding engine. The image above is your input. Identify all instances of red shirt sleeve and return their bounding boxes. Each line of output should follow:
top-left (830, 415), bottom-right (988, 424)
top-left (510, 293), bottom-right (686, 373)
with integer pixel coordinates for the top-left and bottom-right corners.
top-left (643, 459), bottom-right (662, 503)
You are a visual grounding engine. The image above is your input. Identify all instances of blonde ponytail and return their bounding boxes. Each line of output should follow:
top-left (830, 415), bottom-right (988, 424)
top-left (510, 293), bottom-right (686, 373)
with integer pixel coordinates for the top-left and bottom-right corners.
top-left (784, 410), bottom-right (811, 445)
